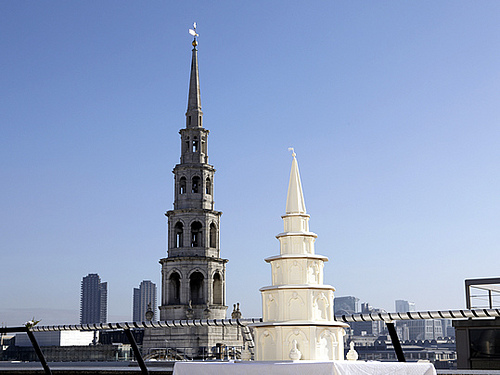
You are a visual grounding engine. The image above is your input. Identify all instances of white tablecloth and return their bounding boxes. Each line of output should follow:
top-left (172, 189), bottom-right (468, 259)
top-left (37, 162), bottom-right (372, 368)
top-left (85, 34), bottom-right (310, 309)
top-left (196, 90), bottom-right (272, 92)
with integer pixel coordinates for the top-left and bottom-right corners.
top-left (173, 360), bottom-right (436, 375)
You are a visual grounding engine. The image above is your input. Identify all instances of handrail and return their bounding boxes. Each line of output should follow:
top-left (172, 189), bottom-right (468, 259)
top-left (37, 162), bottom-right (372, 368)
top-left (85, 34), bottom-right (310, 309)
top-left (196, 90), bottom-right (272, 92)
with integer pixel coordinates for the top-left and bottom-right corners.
top-left (27, 317), bottom-right (263, 332)
top-left (16, 309), bottom-right (498, 332)
top-left (335, 308), bottom-right (499, 363)
top-left (2, 310), bottom-right (497, 371)
top-left (336, 308), bottom-right (500, 323)
top-left (1, 317), bottom-right (263, 374)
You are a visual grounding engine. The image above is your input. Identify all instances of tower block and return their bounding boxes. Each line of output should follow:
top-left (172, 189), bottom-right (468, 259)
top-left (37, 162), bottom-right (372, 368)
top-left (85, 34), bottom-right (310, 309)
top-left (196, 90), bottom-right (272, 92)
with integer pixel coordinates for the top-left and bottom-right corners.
top-left (252, 151), bottom-right (348, 361)
top-left (142, 29), bottom-right (241, 357)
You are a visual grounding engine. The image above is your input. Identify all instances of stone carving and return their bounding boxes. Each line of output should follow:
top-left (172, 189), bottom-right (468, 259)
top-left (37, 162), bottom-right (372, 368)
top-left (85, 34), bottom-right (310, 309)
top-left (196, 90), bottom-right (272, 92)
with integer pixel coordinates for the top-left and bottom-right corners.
top-left (203, 302), bottom-right (211, 318)
top-left (185, 300), bottom-right (194, 319)
top-left (231, 302), bottom-right (242, 319)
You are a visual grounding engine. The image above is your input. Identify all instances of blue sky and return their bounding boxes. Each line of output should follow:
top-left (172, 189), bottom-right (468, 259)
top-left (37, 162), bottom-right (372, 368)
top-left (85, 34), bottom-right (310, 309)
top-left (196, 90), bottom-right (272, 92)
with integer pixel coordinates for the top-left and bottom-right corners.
top-left (1, 1), bottom-right (499, 326)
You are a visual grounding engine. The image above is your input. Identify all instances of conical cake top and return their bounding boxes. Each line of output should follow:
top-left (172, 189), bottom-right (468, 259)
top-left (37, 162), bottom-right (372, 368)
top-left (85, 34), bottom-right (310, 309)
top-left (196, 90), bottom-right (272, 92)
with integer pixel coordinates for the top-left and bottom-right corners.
top-left (286, 148), bottom-right (306, 214)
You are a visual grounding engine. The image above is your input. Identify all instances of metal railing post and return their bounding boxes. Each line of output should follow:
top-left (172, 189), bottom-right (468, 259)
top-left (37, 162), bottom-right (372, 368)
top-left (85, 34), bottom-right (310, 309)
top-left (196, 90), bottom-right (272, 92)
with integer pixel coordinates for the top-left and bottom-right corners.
top-left (124, 328), bottom-right (149, 375)
top-left (26, 329), bottom-right (52, 375)
top-left (386, 322), bottom-right (405, 362)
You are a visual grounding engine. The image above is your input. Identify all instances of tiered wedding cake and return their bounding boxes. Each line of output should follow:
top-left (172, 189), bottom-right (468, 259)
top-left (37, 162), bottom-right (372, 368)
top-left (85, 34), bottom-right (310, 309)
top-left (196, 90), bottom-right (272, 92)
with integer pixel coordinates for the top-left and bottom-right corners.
top-left (252, 150), bottom-right (348, 361)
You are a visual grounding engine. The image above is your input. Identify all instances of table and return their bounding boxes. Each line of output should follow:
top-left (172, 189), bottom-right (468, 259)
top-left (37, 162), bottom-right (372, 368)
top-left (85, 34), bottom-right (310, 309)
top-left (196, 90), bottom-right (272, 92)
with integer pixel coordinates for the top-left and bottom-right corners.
top-left (173, 360), bottom-right (436, 375)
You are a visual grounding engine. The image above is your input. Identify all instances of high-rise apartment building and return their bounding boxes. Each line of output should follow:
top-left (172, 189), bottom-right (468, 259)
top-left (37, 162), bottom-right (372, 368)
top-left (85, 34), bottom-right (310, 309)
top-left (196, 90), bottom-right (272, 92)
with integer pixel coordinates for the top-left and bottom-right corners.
top-left (395, 299), bottom-right (415, 313)
top-left (80, 273), bottom-right (107, 324)
top-left (133, 280), bottom-right (157, 322)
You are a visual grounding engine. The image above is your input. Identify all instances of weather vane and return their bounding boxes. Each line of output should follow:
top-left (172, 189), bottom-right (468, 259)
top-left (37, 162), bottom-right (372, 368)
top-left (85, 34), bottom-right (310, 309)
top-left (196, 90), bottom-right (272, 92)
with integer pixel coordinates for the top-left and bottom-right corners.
top-left (189, 22), bottom-right (199, 47)
top-left (288, 147), bottom-right (296, 157)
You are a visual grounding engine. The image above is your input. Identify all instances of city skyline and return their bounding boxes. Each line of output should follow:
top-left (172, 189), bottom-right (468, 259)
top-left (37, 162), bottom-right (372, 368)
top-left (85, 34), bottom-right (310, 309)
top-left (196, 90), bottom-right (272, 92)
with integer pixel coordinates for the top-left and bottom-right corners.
top-left (1, 2), bottom-right (500, 325)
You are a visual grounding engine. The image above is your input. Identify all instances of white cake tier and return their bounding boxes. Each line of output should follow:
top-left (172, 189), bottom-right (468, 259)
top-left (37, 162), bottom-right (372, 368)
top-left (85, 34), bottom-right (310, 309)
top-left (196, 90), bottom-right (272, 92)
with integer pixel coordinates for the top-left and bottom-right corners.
top-left (252, 323), bottom-right (347, 361)
top-left (265, 254), bottom-right (328, 286)
top-left (281, 213), bottom-right (311, 233)
top-left (260, 285), bottom-right (336, 322)
top-left (276, 232), bottom-right (317, 255)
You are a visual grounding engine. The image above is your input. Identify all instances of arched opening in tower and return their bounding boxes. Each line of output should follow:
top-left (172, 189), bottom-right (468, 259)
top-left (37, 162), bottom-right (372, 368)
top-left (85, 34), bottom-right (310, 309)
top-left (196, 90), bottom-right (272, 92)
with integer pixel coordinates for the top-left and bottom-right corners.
top-left (174, 222), bottom-right (184, 248)
top-left (179, 177), bottom-right (187, 195)
top-left (168, 272), bottom-right (181, 304)
top-left (191, 221), bottom-right (202, 247)
top-left (209, 223), bottom-right (217, 248)
top-left (213, 272), bottom-right (222, 305)
top-left (192, 176), bottom-right (200, 193)
top-left (190, 272), bottom-right (204, 304)
top-left (205, 177), bottom-right (211, 195)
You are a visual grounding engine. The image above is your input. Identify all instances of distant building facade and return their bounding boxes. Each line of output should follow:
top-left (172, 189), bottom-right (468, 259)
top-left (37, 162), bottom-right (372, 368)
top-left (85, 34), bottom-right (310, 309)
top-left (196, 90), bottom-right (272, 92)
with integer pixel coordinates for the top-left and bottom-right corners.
top-left (406, 320), bottom-right (443, 341)
top-left (80, 273), bottom-right (107, 324)
top-left (351, 303), bottom-right (387, 337)
top-left (334, 296), bottom-right (360, 316)
top-left (396, 299), bottom-right (415, 313)
top-left (349, 336), bottom-right (456, 368)
top-left (133, 280), bottom-right (157, 322)
top-left (15, 331), bottom-right (94, 347)
top-left (395, 300), bottom-right (452, 340)
top-left (340, 298), bottom-right (456, 368)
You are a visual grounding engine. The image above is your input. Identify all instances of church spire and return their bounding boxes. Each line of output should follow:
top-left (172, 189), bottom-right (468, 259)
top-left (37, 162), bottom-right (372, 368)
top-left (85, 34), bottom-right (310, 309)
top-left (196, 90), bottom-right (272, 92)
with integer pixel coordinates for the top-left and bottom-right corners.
top-left (286, 148), bottom-right (306, 214)
top-left (160, 23), bottom-right (227, 325)
top-left (186, 23), bottom-right (202, 128)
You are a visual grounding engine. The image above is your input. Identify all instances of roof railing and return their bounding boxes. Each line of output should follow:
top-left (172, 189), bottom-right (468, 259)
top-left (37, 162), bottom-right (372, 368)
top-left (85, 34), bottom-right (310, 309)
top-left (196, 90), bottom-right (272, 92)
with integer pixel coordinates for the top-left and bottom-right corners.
top-left (2, 310), bottom-right (499, 373)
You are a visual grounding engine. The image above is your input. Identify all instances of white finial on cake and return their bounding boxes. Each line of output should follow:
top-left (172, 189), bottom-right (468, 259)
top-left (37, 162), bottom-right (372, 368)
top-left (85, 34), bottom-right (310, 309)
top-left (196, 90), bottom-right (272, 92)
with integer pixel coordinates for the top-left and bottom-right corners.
top-left (286, 148), bottom-right (306, 214)
top-left (347, 341), bottom-right (359, 361)
top-left (289, 339), bottom-right (302, 361)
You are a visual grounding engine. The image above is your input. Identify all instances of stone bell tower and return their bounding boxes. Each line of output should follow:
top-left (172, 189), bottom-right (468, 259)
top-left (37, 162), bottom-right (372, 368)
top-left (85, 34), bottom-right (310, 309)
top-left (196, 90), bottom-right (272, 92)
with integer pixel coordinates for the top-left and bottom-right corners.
top-left (158, 27), bottom-right (227, 323)
top-left (144, 26), bottom-right (240, 357)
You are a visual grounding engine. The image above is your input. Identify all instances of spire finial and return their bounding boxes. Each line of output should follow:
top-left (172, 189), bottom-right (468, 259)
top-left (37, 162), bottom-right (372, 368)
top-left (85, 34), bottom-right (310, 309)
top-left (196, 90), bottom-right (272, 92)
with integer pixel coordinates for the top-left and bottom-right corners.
top-left (288, 147), bottom-right (296, 158)
top-left (189, 22), bottom-right (199, 48)
top-left (186, 22), bottom-right (202, 126)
